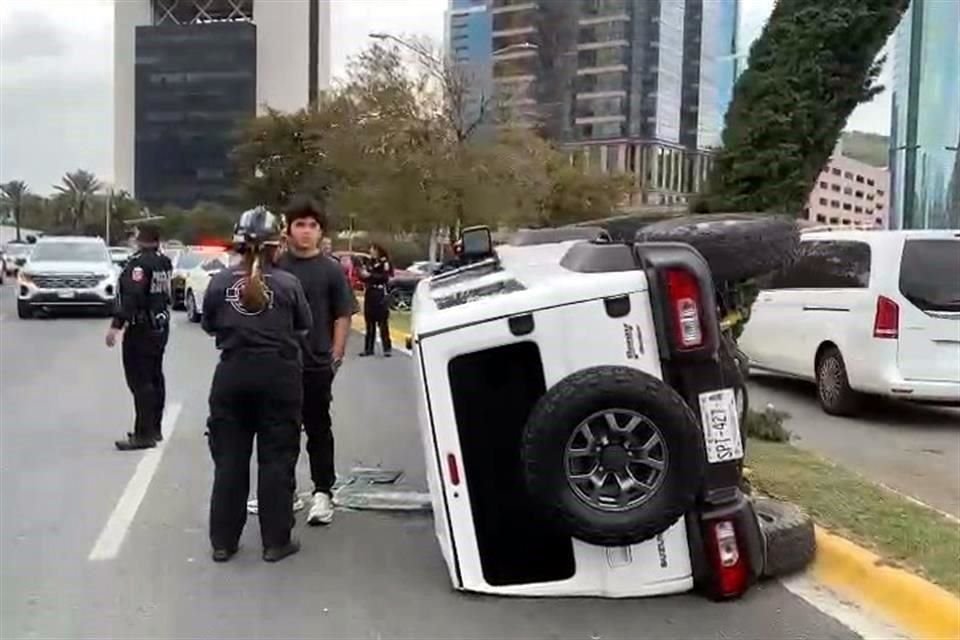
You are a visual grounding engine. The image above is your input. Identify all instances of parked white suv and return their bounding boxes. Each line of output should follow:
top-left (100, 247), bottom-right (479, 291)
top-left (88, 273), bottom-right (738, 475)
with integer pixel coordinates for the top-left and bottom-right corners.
top-left (739, 229), bottom-right (960, 415)
top-left (409, 225), bottom-right (783, 601)
top-left (17, 236), bottom-right (118, 319)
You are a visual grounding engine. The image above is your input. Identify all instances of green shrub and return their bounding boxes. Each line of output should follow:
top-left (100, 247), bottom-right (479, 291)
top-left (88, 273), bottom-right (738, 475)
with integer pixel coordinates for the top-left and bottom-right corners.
top-left (745, 406), bottom-right (792, 442)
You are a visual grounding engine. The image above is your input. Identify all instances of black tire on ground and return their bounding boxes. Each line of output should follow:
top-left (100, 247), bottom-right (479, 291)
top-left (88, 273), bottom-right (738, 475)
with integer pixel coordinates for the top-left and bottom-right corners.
top-left (522, 366), bottom-right (705, 547)
top-left (815, 346), bottom-right (860, 416)
top-left (753, 497), bottom-right (816, 578)
top-left (637, 214), bottom-right (800, 283)
top-left (17, 300), bottom-right (32, 319)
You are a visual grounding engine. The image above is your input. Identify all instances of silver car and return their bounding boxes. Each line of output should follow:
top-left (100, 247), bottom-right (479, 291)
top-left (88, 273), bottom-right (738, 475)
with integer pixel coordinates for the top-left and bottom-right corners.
top-left (17, 236), bottom-right (118, 319)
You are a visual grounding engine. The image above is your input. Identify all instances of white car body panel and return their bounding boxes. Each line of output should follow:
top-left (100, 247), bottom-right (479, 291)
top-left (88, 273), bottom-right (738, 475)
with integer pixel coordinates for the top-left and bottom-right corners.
top-left (739, 229), bottom-right (960, 403)
top-left (410, 240), bottom-right (696, 597)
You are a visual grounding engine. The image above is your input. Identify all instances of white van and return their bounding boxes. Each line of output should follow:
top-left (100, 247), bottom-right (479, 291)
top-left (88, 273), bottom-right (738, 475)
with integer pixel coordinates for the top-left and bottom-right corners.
top-left (739, 229), bottom-right (960, 415)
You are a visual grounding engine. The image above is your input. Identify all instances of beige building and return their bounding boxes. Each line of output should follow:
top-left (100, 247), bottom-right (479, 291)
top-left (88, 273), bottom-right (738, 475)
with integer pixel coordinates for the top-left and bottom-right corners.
top-left (805, 155), bottom-right (890, 229)
top-left (569, 141), bottom-right (717, 208)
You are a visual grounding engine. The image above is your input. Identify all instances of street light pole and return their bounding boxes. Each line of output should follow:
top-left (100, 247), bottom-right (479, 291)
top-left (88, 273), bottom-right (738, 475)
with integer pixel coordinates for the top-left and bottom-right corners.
top-left (105, 190), bottom-right (112, 244)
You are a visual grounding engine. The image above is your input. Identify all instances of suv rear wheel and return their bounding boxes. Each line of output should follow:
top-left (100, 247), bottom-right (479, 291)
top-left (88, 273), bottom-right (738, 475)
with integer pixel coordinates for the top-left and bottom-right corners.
top-left (522, 366), bottom-right (704, 547)
top-left (637, 214), bottom-right (799, 283)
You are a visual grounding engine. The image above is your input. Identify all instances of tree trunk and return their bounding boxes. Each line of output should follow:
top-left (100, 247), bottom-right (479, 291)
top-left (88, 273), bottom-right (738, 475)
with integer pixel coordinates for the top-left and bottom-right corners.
top-left (14, 205), bottom-right (21, 242)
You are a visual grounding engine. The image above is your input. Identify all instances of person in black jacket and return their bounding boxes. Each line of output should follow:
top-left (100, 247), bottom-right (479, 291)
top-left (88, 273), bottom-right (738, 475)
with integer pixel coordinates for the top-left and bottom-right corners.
top-left (201, 207), bottom-right (313, 563)
top-left (359, 243), bottom-right (394, 357)
top-left (105, 224), bottom-right (173, 451)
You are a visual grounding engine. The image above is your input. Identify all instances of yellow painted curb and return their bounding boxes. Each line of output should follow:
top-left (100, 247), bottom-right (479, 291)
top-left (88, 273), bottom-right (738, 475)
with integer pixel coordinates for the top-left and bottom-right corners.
top-left (813, 526), bottom-right (960, 640)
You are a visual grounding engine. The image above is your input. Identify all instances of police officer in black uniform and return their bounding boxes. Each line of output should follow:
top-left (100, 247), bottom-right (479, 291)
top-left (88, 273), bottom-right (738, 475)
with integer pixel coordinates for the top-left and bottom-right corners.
top-left (106, 224), bottom-right (173, 451)
top-left (201, 207), bottom-right (313, 563)
top-left (359, 243), bottom-right (394, 357)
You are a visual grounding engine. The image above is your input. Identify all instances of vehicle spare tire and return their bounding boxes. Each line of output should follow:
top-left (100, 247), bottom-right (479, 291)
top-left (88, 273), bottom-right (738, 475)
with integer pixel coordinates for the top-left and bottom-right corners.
top-left (522, 366), bottom-right (705, 547)
top-left (637, 214), bottom-right (800, 283)
top-left (753, 497), bottom-right (816, 578)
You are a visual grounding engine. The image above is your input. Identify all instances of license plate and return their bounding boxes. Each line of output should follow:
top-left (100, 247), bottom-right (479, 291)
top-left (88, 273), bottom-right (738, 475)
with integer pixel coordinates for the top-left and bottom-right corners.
top-left (698, 388), bottom-right (743, 463)
top-left (57, 290), bottom-right (76, 299)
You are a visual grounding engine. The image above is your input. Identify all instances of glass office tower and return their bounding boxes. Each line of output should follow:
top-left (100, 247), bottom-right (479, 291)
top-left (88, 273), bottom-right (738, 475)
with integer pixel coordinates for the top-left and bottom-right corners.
top-left (889, 0), bottom-right (960, 229)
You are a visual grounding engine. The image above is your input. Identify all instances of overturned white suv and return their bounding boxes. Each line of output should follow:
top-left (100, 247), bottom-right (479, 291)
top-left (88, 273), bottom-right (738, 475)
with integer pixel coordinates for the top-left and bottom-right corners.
top-left (409, 223), bottom-right (809, 601)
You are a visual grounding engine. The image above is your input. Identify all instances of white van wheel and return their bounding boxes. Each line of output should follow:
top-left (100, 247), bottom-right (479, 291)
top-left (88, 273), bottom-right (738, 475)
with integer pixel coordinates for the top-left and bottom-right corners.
top-left (816, 347), bottom-right (859, 416)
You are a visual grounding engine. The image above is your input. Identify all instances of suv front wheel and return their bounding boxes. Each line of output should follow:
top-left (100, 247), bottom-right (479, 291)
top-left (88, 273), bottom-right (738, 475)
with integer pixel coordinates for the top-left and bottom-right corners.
top-left (522, 366), bottom-right (705, 547)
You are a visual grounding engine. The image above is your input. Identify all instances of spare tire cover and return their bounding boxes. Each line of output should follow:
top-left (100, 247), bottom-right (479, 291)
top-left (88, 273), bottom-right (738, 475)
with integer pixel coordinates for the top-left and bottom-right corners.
top-left (522, 366), bottom-right (704, 547)
top-left (637, 214), bottom-right (800, 283)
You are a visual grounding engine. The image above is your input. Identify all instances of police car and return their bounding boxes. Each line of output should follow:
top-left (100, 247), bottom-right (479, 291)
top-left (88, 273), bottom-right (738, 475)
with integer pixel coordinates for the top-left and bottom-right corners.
top-left (408, 222), bottom-right (812, 600)
top-left (183, 249), bottom-right (229, 322)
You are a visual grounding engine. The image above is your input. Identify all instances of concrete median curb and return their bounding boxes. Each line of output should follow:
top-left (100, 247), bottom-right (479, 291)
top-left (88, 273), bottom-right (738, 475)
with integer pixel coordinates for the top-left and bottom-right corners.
top-left (812, 526), bottom-right (960, 640)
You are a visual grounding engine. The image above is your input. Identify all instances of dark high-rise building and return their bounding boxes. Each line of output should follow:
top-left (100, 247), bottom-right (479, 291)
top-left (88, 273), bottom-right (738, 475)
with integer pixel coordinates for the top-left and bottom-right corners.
top-left (488, 0), bottom-right (738, 207)
top-left (114, 0), bottom-right (332, 209)
top-left (134, 23), bottom-right (257, 208)
top-left (889, 0), bottom-right (960, 229)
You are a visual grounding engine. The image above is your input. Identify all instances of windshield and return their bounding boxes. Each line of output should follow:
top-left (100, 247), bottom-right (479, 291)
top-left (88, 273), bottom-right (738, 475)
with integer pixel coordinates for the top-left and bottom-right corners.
top-left (30, 242), bottom-right (109, 263)
top-left (899, 239), bottom-right (960, 312)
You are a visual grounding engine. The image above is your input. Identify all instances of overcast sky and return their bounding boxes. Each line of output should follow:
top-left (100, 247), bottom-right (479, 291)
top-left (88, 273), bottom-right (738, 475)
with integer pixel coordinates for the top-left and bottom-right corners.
top-left (0, 0), bottom-right (891, 194)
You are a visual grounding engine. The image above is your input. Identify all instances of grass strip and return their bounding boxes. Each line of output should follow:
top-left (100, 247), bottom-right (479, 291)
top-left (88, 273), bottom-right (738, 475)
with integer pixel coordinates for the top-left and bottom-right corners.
top-left (747, 439), bottom-right (960, 595)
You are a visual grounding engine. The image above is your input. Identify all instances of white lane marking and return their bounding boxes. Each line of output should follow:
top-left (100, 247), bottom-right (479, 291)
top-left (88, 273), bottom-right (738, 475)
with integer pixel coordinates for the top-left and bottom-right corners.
top-left (780, 574), bottom-right (909, 640)
top-left (88, 402), bottom-right (183, 561)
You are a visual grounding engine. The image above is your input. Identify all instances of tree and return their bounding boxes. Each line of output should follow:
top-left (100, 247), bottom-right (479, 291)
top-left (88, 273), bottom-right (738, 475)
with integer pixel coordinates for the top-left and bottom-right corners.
top-left (231, 40), bottom-right (633, 243)
top-left (232, 107), bottom-right (335, 211)
top-left (54, 170), bottom-right (103, 231)
top-left (0, 180), bottom-right (29, 242)
top-left (703, 0), bottom-right (909, 213)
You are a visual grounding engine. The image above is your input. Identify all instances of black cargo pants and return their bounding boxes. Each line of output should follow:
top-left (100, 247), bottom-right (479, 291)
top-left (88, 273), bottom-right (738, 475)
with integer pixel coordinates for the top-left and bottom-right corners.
top-left (207, 352), bottom-right (302, 551)
top-left (122, 324), bottom-right (169, 440)
top-left (302, 366), bottom-right (335, 496)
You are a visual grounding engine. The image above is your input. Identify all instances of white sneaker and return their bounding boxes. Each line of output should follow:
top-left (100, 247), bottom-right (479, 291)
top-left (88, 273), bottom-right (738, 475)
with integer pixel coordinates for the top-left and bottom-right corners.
top-left (307, 492), bottom-right (334, 526)
top-left (247, 496), bottom-right (306, 515)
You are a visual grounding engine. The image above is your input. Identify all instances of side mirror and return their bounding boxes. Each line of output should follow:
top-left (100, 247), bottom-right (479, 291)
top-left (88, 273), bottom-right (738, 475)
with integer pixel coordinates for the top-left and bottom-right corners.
top-left (460, 225), bottom-right (494, 260)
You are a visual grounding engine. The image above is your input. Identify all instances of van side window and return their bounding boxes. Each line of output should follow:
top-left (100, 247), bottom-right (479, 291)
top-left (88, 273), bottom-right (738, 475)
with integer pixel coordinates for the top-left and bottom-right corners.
top-left (769, 241), bottom-right (871, 289)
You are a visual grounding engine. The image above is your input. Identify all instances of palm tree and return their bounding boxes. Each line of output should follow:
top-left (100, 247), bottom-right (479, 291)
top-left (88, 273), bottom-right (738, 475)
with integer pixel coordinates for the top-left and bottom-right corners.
top-left (54, 170), bottom-right (102, 231)
top-left (0, 180), bottom-right (29, 242)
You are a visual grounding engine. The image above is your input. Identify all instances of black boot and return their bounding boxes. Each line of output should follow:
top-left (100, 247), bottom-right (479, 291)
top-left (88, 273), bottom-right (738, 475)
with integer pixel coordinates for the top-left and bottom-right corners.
top-left (212, 547), bottom-right (238, 563)
top-left (263, 538), bottom-right (301, 563)
top-left (115, 435), bottom-right (156, 451)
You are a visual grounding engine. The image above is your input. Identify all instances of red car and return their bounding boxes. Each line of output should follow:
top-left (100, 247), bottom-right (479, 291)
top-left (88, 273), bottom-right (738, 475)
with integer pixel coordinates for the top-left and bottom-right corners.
top-left (332, 251), bottom-right (371, 290)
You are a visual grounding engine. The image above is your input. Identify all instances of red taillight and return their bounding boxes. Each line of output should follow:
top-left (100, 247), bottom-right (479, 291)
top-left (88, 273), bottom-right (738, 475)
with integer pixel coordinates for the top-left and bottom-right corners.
top-left (665, 268), bottom-right (704, 350)
top-left (447, 453), bottom-right (461, 486)
top-left (706, 519), bottom-right (750, 599)
top-left (873, 295), bottom-right (899, 339)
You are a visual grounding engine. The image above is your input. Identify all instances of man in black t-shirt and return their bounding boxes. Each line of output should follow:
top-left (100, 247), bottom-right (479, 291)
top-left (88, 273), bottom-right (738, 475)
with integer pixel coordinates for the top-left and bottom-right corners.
top-left (274, 198), bottom-right (354, 526)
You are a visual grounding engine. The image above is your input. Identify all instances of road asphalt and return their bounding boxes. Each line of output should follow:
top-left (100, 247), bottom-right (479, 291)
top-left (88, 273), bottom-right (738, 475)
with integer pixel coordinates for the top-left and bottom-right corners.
top-left (0, 283), bottom-right (866, 639)
top-left (749, 374), bottom-right (960, 518)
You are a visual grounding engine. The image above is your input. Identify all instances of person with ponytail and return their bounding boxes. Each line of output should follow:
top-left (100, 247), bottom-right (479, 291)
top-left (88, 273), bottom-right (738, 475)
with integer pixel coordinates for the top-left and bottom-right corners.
top-left (200, 206), bottom-right (313, 563)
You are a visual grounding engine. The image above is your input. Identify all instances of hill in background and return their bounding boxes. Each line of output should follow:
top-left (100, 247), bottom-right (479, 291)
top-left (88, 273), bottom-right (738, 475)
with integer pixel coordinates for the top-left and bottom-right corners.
top-left (839, 130), bottom-right (890, 168)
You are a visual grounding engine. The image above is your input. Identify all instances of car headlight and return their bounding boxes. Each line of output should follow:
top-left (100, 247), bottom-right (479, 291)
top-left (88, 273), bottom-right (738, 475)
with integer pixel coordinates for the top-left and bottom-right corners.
top-left (17, 271), bottom-right (34, 285)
